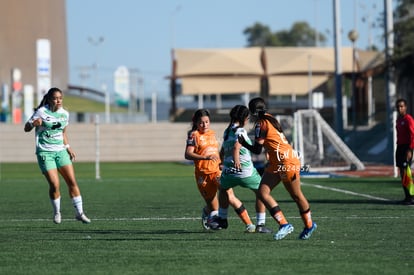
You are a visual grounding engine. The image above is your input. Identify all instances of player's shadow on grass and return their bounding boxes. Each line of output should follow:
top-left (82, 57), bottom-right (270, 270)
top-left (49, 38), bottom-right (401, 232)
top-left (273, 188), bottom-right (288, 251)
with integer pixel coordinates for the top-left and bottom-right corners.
top-left (265, 198), bottom-right (397, 205)
top-left (47, 228), bottom-right (263, 241)
top-left (54, 228), bottom-right (202, 234)
top-left (46, 228), bottom-right (227, 241)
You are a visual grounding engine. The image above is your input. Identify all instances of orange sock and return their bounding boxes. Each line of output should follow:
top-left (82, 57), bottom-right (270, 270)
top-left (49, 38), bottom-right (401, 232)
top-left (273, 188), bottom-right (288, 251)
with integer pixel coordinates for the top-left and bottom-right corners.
top-left (235, 205), bottom-right (252, 225)
top-left (238, 209), bottom-right (253, 225)
top-left (270, 206), bottom-right (288, 225)
top-left (273, 211), bottom-right (288, 225)
top-left (300, 209), bottom-right (313, 228)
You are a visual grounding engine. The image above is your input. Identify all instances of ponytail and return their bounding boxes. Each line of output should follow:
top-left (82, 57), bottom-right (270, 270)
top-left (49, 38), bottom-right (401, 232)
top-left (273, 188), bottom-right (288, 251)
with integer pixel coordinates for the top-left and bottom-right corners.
top-left (34, 87), bottom-right (62, 111)
top-left (224, 105), bottom-right (250, 141)
top-left (249, 97), bottom-right (283, 133)
top-left (34, 94), bottom-right (48, 111)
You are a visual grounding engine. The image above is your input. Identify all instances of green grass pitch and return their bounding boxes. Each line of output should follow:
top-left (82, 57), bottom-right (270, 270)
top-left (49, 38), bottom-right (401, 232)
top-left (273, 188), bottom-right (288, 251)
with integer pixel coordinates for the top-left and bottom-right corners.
top-left (0, 162), bottom-right (413, 274)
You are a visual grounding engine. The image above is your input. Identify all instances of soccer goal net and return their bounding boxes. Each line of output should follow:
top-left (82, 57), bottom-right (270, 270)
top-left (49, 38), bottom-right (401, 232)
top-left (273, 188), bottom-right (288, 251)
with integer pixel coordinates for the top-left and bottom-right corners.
top-left (277, 109), bottom-right (365, 172)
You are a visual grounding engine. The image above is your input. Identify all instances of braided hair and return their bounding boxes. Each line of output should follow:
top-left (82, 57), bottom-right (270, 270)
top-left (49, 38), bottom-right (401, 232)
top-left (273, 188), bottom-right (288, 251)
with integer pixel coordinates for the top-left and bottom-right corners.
top-left (224, 105), bottom-right (250, 141)
top-left (248, 97), bottom-right (283, 133)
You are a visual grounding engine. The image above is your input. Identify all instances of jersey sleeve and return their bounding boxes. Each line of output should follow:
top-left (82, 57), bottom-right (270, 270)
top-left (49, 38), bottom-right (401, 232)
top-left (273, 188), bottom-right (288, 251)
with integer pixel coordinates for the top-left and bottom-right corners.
top-left (236, 128), bottom-right (250, 144)
top-left (30, 108), bottom-right (42, 121)
top-left (254, 121), bottom-right (267, 140)
top-left (235, 127), bottom-right (246, 137)
top-left (186, 131), bottom-right (196, 147)
top-left (408, 115), bottom-right (414, 149)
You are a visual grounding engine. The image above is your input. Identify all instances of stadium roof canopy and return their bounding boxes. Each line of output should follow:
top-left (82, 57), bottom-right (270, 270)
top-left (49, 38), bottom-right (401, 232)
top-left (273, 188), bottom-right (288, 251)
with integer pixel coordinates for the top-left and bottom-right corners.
top-left (171, 47), bottom-right (384, 96)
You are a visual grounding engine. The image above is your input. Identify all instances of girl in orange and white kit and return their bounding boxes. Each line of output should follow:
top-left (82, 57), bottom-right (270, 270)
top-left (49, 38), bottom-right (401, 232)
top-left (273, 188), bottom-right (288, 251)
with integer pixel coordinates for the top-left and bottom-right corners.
top-left (239, 97), bottom-right (316, 240)
top-left (185, 109), bottom-right (221, 230)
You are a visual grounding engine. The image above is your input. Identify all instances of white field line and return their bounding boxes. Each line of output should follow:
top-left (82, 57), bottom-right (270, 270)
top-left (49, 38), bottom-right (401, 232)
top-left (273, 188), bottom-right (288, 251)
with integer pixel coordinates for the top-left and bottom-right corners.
top-left (1, 215), bottom-right (412, 223)
top-left (301, 181), bottom-right (391, 201)
top-left (1, 182), bottom-right (411, 223)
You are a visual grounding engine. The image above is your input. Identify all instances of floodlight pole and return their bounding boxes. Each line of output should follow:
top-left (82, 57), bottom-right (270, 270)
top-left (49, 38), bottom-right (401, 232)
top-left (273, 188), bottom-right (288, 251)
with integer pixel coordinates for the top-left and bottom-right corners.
top-left (170, 6), bottom-right (181, 120)
top-left (308, 54), bottom-right (313, 110)
top-left (95, 114), bottom-right (101, 180)
top-left (103, 84), bottom-right (110, 124)
top-left (88, 36), bottom-right (104, 91)
top-left (384, 0), bottom-right (396, 161)
top-left (348, 29), bottom-right (359, 150)
top-left (333, 0), bottom-right (343, 138)
top-left (348, 29), bottom-right (358, 131)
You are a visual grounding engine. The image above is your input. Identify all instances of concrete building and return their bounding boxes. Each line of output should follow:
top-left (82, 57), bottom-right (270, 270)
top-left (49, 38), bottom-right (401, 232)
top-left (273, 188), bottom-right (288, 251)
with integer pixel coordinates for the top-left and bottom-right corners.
top-left (0, 0), bottom-right (68, 119)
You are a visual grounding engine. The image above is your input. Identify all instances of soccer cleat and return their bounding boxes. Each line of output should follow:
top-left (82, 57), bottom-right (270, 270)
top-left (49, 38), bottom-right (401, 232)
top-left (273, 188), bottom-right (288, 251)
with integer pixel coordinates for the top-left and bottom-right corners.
top-left (245, 224), bottom-right (256, 233)
top-left (208, 216), bottom-right (228, 230)
top-left (201, 208), bottom-right (210, 230)
top-left (76, 213), bottom-right (91, 224)
top-left (53, 212), bottom-right (61, 224)
top-left (299, 222), bottom-right (317, 240)
top-left (255, 224), bottom-right (272, 233)
top-left (273, 223), bottom-right (294, 240)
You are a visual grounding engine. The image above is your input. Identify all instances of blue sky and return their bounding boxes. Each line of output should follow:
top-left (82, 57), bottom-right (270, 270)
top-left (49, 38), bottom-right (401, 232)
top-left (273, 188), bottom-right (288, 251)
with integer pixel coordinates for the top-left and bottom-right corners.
top-left (66, 0), bottom-right (385, 100)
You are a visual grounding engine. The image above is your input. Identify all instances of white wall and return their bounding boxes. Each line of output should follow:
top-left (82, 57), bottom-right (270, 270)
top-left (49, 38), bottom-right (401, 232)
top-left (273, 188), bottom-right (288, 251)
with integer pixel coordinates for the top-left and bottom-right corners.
top-left (0, 123), bottom-right (229, 163)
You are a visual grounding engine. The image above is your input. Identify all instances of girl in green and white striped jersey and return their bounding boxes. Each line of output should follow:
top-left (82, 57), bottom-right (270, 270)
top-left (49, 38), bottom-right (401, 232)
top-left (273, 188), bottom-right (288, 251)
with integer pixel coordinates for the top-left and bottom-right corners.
top-left (24, 87), bottom-right (90, 224)
top-left (209, 105), bottom-right (271, 233)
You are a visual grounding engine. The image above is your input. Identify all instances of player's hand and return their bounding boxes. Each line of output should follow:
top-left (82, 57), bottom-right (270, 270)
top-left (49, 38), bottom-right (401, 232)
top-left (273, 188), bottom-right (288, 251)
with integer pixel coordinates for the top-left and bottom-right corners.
top-left (205, 154), bottom-right (218, 161)
top-left (67, 148), bottom-right (76, 161)
top-left (406, 150), bottom-right (413, 162)
top-left (31, 118), bottom-right (42, 127)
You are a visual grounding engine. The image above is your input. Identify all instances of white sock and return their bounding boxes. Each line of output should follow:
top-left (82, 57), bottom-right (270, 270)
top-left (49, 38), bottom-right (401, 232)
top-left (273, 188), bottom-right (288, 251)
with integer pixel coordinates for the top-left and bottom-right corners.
top-left (50, 197), bottom-right (61, 214)
top-left (218, 207), bottom-right (228, 219)
top-left (256, 212), bottom-right (266, 225)
top-left (72, 196), bottom-right (84, 216)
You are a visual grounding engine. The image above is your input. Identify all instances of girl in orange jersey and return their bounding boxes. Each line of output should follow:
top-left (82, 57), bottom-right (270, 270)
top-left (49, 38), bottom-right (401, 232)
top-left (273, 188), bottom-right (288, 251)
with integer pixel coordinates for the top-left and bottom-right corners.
top-left (185, 109), bottom-right (221, 230)
top-left (239, 97), bottom-right (317, 240)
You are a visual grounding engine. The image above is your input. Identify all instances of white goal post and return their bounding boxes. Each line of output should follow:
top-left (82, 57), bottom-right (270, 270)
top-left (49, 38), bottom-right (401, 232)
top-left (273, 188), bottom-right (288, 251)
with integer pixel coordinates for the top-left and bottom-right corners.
top-left (290, 109), bottom-right (365, 172)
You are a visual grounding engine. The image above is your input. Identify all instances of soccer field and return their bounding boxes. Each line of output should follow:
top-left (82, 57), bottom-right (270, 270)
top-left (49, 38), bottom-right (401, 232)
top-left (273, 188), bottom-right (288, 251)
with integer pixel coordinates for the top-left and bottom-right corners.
top-left (0, 162), bottom-right (413, 275)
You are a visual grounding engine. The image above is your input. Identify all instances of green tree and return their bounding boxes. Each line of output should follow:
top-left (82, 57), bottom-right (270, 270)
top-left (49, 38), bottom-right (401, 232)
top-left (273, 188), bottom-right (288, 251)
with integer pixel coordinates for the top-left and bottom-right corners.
top-left (393, 0), bottom-right (414, 94)
top-left (243, 21), bottom-right (326, 47)
top-left (243, 22), bottom-right (281, 46)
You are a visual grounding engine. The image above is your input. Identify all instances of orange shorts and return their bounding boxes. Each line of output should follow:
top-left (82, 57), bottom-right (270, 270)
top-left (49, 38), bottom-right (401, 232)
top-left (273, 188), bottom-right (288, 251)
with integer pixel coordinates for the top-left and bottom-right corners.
top-left (265, 161), bottom-right (301, 184)
top-left (194, 170), bottom-right (221, 201)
